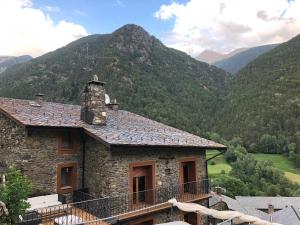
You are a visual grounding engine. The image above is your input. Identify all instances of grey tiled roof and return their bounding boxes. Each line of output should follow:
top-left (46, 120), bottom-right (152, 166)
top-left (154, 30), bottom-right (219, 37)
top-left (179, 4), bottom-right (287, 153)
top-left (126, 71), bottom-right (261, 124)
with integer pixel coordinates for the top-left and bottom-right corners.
top-left (235, 196), bottom-right (300, 210)
top-left (210, 195), bottom-right (300, 225)
top-left (272, 206), bottom-right (300, 225)
top-left (0, 97), bottom-right (226, 148)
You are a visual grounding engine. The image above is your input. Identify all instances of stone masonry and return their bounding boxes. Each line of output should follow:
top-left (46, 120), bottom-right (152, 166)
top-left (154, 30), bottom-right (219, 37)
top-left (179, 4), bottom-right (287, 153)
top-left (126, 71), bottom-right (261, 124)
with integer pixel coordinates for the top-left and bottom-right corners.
top-left (81, 76), bottom-right (107, 125)
top-left (0, 112), bottom-right (82, 196)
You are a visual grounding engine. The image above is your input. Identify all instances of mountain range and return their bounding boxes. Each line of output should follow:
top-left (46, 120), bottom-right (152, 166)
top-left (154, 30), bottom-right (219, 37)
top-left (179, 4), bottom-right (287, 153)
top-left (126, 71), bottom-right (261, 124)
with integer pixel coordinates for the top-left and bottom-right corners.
top-left (214, 34), bottom-right (300, 149)
top-left (0, 24), bottom-right (299, 153)
top-left (197, 44), bottom-right (279, 74)
top-left (213, 44), bottom-right (278, 74)
top-left (196, 48), bottom-right (246, 64)
top-left (0, 24), bottom-right (228, 134)
top-left (0, 55), bottom-right (32, 74)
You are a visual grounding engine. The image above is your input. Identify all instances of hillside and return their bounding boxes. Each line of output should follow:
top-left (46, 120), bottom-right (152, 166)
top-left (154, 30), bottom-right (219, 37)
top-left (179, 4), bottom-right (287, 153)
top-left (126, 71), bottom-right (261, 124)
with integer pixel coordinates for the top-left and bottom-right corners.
top-left (196, 50), bottom-right (225, 64)
top-left (214, 34), bottom-right (300, 150)
top-left (213, 44), bottom-right (278, 74)
top-left (196, 48), bottom-right (246, 64)
top-left (0, 24), bottom-right (228, 135)
top-left (0, 55), bottom-right (32, 73)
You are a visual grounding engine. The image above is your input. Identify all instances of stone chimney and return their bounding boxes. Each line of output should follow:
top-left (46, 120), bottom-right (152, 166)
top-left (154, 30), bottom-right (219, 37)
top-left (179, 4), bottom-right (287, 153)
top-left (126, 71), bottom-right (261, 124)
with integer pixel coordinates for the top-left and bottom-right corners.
top-left (215, 186), bottom-right (223, 195)
top-left (268, 204), bottom-right (274, 214)
top-left (81, 75), bottom-right (107, 125)
top-left (35, 93), bottom-right (44, 105)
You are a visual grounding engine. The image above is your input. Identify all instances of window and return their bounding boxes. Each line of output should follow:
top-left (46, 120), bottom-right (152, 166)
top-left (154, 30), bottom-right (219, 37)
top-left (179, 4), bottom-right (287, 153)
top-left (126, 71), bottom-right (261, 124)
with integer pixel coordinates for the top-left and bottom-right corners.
top-left (57, 162), bottom-right (77, 194)
top-left (61, 132), bottom-right (72, 149)
top-left (61, 167), bottom-right (73, 187)
top-left (57, 131), bottom-right (75, 154)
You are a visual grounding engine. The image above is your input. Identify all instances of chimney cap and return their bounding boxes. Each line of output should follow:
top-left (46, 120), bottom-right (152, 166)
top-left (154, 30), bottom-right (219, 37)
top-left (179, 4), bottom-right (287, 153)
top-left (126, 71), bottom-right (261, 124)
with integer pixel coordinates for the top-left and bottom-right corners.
top-left (88, 74), bottom-right (105, 85)
top-left (35, 93), bottom-right (45, 97)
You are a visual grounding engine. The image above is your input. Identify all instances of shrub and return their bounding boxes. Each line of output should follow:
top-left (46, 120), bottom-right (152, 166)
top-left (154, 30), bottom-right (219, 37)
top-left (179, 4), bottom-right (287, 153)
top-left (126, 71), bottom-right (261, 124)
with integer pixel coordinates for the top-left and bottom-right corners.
top-left (0, 165), bottom-right (32, 224)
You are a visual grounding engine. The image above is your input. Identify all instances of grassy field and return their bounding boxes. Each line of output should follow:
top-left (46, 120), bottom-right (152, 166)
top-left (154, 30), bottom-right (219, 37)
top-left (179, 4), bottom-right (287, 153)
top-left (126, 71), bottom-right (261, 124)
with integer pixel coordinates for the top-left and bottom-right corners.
top-left (207, 150), bottom-right (232, 177)
top-left (206, 151), bottom-right (300, 183)
top-left (253, 153), bottom-right (300, 175)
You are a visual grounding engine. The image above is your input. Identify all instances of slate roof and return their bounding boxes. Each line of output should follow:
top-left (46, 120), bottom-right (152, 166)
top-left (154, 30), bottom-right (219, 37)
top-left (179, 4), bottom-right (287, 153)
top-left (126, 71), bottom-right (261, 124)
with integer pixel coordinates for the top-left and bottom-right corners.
top-left (209, 194), bottom-right (300, 225)
top-left (0, 97), bottom-right (226, 148)
top-left (235, 196), bottom-right (300, 210)
top-left (272, 206), bottom-right (300, 225)
top-left (210, 194), bottom-right (269, 220)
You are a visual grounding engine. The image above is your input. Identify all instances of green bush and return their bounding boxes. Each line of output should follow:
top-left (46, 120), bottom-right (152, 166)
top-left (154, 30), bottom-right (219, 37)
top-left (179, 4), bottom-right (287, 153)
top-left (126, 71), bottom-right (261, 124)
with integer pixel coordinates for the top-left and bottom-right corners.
top-left (0, 165), bottom-right (32, 224)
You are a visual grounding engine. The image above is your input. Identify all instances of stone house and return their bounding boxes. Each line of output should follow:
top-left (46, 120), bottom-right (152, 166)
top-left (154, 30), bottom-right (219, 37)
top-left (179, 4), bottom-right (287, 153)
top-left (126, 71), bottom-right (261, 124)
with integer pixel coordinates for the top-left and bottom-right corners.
top-left (0, 77), bottom-right (226, 225)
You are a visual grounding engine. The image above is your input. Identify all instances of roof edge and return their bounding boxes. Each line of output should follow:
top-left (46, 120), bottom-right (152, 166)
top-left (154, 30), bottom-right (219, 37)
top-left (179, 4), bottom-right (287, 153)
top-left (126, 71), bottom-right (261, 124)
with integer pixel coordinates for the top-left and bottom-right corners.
top-left (0, 107), bottom-right (26, 127)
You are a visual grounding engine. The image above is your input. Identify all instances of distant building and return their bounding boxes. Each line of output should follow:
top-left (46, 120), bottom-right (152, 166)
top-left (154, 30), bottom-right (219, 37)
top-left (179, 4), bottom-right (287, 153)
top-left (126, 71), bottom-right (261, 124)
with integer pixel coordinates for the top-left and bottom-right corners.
top-left (209, 194), bottom-right (300, 225)
top-left (0, 76), bottom-right (226, 225)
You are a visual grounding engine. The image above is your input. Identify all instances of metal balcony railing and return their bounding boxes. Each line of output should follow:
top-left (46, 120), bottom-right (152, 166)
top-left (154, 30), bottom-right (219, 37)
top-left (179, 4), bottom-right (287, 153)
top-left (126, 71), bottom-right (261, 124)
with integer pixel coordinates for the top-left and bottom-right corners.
top-left (19, 179), bottom-right (209, 225)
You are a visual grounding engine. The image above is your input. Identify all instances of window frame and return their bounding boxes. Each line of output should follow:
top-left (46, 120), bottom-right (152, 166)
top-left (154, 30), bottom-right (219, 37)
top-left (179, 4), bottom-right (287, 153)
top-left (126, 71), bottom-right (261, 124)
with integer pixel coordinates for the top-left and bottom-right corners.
top-left (57, 130), bottom-right (75, 155)
top-left (129, 160), bottom-right (156, 206)
top-left (179, 157), bottom-right (198, 184)
top-left (57, 162), bottom-right (77, 194)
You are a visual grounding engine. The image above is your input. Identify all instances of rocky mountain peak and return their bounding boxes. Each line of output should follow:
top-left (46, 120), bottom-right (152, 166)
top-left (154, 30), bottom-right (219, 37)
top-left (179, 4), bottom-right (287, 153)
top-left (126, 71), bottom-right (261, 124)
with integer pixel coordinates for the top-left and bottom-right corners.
top-left (111, 24), bottom-right (163, 55)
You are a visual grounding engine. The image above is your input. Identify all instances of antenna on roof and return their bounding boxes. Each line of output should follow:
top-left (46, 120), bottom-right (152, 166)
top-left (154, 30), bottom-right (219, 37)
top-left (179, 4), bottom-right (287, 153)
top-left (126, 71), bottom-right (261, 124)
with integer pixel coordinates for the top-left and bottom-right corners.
top-left (83, 43), bottom-right (92, 72)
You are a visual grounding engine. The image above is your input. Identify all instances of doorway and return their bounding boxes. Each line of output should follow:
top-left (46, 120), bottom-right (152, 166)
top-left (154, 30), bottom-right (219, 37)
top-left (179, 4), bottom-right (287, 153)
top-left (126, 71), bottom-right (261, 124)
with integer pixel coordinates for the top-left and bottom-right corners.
top-left (129, 161), bottom-right (155, 206)
top-left (180, 159), bottom-right (197, 193)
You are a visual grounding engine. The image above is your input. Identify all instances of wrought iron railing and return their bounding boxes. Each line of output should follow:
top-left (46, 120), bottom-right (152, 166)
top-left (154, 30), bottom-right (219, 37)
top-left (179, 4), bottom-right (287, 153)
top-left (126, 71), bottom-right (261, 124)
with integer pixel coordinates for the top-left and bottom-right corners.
top-left (19, 179), bottom-right (209, 225)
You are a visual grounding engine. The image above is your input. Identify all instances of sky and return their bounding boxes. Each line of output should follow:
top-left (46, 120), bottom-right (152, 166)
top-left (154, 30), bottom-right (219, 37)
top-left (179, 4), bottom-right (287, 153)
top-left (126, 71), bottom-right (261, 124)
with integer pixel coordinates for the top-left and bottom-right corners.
top-left (0, 0), bottom-right (300, 57)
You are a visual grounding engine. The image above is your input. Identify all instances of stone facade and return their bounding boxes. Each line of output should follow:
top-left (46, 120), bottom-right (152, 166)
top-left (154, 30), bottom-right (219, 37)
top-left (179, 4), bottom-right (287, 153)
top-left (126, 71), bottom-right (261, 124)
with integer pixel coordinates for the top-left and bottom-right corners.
top-left (84, 142), bottom-right (207, 197)
top-left (84, 136), bottom-right (111, 197)
top-left (1, 111), bottom-right (209, 224)
top-left (84, 143), bottom-right (208, 225)
top-left (0, 112), bottom-right (82, 196)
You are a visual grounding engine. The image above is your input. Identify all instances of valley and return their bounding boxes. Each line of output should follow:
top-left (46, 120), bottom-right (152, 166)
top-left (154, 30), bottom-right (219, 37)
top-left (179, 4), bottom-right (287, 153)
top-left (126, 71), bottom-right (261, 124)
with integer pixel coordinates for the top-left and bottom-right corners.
top-left (207, 151), bottom-right (300, 183)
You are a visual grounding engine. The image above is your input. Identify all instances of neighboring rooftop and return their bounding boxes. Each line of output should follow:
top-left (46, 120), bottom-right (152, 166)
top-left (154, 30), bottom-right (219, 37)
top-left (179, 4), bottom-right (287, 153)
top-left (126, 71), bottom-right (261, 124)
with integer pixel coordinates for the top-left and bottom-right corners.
top-left (209, 194), bottom-right (300, 225)
top-left (235, 196), bottom-right (300, 210)
top-left (0, 97), bottom-right (226, 148)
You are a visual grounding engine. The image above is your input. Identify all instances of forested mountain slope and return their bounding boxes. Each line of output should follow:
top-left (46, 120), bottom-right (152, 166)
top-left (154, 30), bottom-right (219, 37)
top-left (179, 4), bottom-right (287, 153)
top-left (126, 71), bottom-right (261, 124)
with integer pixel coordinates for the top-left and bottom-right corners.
top-left (0, 24), bottom-right (228, 135)
top-left (213, 44), bottom-right (278, 74)
top-left (214, 34), bottom-right (300, 153)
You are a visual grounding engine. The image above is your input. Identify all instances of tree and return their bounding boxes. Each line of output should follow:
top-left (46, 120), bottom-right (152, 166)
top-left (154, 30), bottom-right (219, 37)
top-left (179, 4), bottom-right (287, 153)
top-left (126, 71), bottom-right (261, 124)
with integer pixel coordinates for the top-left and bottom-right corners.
top-left (260, 134), bottom-right (279, 153)
top-left (0, 166), bottom-right (32, 224)
top-left (211, 175), bottom-right (249, 197)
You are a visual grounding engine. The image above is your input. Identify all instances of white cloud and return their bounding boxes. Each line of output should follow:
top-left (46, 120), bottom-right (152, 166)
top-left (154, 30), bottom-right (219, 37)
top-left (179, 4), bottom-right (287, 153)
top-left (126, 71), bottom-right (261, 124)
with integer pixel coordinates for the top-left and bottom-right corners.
top-left (155, 0), bottom-right (300, 56)
top-left (44, 5), bottom-right (60, 12)
top-left (0, 0), bottom-right (88, 57)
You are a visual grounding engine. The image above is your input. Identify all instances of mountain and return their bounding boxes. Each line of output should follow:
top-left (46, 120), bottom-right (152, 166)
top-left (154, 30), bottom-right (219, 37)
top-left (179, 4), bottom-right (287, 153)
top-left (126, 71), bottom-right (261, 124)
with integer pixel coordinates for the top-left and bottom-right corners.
top-left (214, 34), bottom-right (300, 148)
top-left (0, 24), bottom-right (229, 135)
top-left (196, 50), bottom-right (225, 64)
top-left (213, 44), bottom-right (278, 74)
top-left (0, 55), bottom-right (32, 73)
top-left (196, 48), bottom-right (247, 64)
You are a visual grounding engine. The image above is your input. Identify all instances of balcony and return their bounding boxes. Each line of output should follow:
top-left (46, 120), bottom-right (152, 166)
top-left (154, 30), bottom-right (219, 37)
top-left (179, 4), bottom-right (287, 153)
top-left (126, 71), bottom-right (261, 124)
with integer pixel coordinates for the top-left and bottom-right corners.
top-left (19, 180), bottom-right (209, 225)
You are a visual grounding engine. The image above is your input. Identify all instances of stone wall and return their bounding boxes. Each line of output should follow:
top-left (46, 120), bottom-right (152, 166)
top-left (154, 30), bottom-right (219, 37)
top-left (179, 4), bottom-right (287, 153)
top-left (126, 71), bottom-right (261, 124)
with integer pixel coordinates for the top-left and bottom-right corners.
top-left (0, 112), bottom-right (27, 173)
top-left (84, 136), bottom-right (111, 197)
top-left (0, 112), bottom-right (83, 196)
top-left (105, 146), bottom-right (207, 196)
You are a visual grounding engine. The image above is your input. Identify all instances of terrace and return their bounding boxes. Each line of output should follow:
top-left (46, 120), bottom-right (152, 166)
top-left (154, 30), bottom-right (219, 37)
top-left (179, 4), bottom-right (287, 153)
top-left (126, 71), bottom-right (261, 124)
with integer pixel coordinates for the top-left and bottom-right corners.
top-left (19, 179), bottom-right (210, 225)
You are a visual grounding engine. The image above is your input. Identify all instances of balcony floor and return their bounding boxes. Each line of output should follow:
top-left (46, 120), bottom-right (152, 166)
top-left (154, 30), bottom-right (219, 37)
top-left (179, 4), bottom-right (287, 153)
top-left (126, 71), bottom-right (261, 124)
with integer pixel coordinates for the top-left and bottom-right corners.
top-left (117, 193), bottom-right (210, 221)
top-left (37, 207), bottom-right (108, 225)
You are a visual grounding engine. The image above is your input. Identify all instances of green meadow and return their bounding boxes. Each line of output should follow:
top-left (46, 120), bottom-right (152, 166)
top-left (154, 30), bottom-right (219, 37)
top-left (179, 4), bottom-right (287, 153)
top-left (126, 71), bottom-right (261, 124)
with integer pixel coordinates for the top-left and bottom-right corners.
top-left (206, 151), bottom-right (300, 183)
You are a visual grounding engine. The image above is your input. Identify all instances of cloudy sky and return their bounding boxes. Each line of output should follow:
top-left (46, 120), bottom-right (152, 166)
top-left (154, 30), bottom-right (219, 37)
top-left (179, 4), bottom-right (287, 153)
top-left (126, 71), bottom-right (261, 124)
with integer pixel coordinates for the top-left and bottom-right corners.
top-left (1, 0), bottom-right (300, 57)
